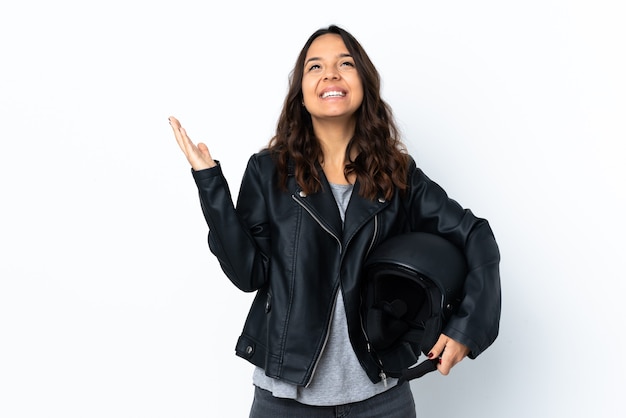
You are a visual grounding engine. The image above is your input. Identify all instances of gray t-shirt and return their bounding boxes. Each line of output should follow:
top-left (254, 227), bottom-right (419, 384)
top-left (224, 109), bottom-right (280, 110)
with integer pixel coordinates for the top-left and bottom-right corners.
top-left (252, 183), bottom-right (397, 405)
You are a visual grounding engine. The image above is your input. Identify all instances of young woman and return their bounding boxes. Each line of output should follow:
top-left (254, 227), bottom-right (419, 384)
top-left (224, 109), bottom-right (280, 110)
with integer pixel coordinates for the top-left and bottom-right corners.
top-left (170, 25), bottom-right (501, 418)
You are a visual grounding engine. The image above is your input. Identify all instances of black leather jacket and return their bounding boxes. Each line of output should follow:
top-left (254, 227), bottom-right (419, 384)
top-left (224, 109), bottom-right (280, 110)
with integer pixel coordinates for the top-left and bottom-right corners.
top-left (192, 150), bottom-right (501, 386)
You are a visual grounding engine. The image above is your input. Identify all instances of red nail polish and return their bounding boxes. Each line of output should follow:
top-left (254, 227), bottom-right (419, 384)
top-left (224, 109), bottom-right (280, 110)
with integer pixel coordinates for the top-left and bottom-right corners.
top-left (427, 352), bottom-right (434, 358)
top-left (438, 358), bottom-right (442, 364)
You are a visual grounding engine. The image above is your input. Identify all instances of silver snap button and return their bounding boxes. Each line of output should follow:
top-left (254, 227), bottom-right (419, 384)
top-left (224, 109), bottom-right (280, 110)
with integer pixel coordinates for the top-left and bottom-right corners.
top-left (299, 191), bottom-right (307, 198)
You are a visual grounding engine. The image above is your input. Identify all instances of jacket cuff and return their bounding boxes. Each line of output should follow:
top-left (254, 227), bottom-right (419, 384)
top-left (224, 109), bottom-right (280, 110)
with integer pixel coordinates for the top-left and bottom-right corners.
top-left (191, 161), bottom-right (222, 181)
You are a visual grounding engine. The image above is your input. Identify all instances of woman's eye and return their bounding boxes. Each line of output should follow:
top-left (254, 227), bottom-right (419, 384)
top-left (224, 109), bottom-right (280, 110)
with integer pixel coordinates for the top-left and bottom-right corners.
top-left (341, 61), bottom-right (355, 67)
top-left (308, 64), bottom-right (321, 71)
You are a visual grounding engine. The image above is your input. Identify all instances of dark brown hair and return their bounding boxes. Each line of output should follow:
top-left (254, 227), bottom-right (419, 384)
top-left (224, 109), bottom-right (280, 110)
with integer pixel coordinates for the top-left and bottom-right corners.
top-left (266, 25), bottom-right (409, 200)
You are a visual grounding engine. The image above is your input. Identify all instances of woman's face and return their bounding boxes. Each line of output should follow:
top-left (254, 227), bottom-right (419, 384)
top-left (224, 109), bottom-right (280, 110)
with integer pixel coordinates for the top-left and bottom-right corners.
top-left (301, 34), bottom-right (364, 124)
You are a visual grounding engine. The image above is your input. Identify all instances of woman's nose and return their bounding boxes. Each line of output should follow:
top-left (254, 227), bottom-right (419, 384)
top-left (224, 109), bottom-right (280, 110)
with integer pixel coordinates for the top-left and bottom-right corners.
top-left (323, 69), bottom-right (340, 80)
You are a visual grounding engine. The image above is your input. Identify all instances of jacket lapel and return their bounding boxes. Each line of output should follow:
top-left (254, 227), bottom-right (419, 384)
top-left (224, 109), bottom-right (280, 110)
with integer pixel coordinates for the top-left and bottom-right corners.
top-left (289, 163), bottom-right (390, 248)
top-left (289, 167), bottom-right (344, 241)
top-left (343, 181), bottom-right (389, 247)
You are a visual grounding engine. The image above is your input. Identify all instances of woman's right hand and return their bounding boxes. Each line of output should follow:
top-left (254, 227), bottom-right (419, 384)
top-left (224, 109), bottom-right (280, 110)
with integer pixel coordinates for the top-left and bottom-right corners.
top-left (169, 116), bottom-right (217, 171)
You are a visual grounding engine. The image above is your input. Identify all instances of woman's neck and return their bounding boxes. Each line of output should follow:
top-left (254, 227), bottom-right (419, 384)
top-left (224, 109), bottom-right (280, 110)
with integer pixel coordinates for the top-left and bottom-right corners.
top-left (312, 118), bottom-right (358, 185)
top-left (316, 131), bottom-right (358, 185)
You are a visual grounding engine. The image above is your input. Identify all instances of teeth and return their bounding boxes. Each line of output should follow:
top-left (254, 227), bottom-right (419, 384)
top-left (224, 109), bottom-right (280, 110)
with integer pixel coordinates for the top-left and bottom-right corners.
top-left (321, 91), bottom-right (345, 98)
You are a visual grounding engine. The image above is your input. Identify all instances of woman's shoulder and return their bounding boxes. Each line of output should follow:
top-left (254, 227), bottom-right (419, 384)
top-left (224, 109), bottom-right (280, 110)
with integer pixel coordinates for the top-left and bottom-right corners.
top-left (247, 148), bottom-right (276, 167)
top-left (403, 154), bottom-right (437, 189)
top-left (405, 153), bottom-right (417, 168)
top-left (243, 149), bottom-right (280, 177)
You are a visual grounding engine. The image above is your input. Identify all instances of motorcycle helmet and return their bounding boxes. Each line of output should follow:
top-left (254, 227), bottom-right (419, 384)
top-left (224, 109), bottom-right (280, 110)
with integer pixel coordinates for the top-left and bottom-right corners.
top-left (361, 232), bottom-right (467, 382)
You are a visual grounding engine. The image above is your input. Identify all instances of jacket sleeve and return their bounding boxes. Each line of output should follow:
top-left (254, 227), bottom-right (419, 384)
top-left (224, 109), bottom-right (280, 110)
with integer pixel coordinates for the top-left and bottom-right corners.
top-left (192, 156), bottom-right (270, 292)
top-left (404, 158), bottom-right (501, 358)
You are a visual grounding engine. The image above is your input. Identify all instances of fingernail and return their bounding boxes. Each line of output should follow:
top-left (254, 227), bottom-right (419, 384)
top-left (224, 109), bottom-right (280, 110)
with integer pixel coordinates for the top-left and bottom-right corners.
top-left (427, 352), bottom-right (434, 358)
top-left (438, 358), bottom-right (442, 364)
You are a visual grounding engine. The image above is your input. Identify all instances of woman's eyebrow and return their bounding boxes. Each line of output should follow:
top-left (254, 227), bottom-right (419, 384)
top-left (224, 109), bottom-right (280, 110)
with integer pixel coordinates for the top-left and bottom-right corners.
top-left (305, 53), bottom-right (352, 66)
top-left (304, 57), bottom-right (321, 66)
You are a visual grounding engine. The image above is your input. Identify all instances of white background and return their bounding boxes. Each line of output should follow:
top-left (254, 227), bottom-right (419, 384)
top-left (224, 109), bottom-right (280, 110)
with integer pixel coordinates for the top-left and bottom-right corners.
top-left (1, 1), bottom-right (624, 417)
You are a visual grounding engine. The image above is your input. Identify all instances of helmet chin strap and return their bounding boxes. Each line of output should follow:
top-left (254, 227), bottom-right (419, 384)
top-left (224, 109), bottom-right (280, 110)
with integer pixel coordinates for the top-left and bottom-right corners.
top-left (398, 358), bottom-right (439, 384)
top-left (395, 314), bottom-right (443, 383)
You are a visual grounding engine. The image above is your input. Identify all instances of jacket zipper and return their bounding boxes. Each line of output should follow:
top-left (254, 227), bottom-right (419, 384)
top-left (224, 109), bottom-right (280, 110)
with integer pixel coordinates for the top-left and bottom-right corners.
top-left (363, 339), bottom-right (388, 387)
top-left (364, 215), bottom-right (378, 259)
top-left (361, 215), bottom-right (387, 386)
top-left (305, 291), bottom-right (339, 388)
top-left (292, 194), bottom-right (342, 387)
top-left (291, 194), bottom-right (343, 253)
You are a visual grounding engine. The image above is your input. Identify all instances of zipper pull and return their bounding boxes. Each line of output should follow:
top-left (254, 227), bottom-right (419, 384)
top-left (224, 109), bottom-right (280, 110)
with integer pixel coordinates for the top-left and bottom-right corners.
top-left (379, 371), bottom-right (388, 387)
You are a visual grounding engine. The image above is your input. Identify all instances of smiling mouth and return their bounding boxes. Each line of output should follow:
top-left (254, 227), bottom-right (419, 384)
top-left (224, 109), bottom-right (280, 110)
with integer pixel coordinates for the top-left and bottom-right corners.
top-left (321, 91), bottom-right (346, 98)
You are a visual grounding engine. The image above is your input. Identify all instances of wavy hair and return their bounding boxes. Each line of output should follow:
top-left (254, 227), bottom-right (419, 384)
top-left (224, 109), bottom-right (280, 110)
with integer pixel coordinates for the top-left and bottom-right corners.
top-left (266, 25), bottom-right (409, 201)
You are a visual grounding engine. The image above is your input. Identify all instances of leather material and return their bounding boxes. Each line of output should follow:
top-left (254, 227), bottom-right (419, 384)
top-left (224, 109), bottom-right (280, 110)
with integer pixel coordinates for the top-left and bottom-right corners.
top-left (192, 149), bottom-right (501, 386)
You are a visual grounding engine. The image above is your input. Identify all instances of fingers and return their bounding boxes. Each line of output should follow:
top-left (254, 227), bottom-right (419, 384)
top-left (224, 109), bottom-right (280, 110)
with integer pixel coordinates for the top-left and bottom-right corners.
top-left (169, 116), bottom-right (188, 153)
top-left (168, 116), bottom-right (216, 171)
top-left (169, 116), bottom-right (193, 156)
top-left (427, 334), bottom-right (470, 376)
top-left (197, 142), bottom-right (212, 161)
top-left (427, 334), bottom-right (447, 360)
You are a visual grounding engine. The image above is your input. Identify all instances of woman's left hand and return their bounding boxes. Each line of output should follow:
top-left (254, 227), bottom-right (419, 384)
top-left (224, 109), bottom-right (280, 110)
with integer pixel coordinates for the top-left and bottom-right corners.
top-left (427, 334), bottom-right (470, 375)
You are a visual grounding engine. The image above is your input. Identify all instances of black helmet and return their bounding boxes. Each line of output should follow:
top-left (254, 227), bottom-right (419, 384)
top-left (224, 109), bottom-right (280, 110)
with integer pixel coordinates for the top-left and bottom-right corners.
top-left (361, 232), bottom-right (467, 382)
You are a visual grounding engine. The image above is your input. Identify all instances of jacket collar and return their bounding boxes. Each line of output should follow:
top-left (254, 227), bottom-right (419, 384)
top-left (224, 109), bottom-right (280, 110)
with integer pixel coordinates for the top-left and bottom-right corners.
top-left (289, 163), bottom-right (389, 247)
top-left (343, 181), bottom-right (389, 247)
